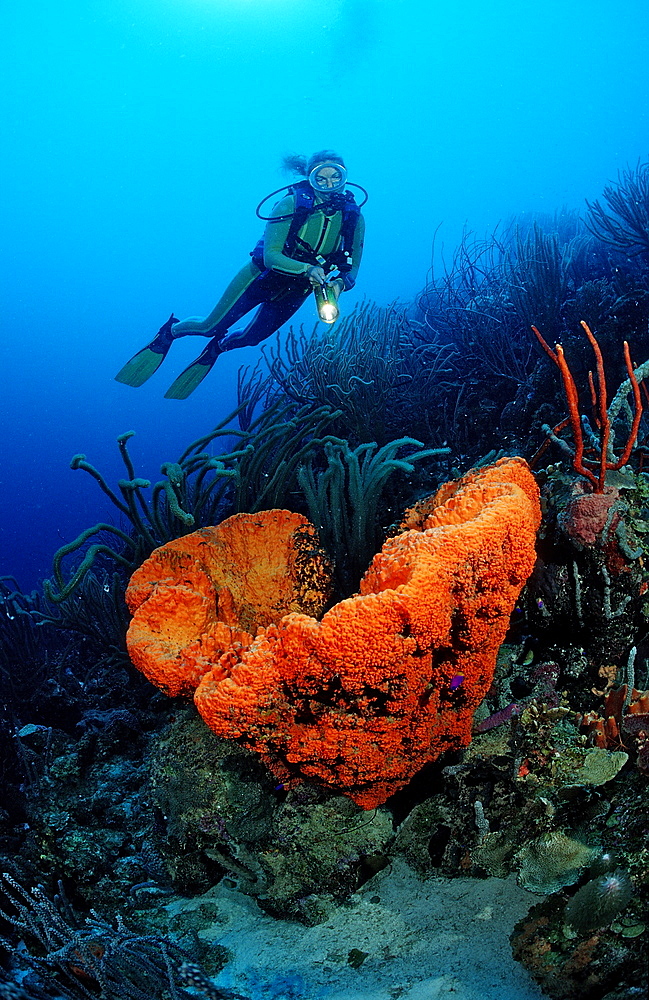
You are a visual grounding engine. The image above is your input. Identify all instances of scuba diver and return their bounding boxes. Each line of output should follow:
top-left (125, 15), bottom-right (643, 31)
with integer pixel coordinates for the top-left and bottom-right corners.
top-left (115, 151), bottom-right (366, 399)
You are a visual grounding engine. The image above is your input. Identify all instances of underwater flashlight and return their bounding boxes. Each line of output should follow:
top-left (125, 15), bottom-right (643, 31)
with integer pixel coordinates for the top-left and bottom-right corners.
top-left (314, 282), bottom-right (340, 324)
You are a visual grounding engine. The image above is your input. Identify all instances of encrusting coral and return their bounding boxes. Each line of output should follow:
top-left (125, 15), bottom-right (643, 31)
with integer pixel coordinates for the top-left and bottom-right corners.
top-left (125, 458), bottom-right (541, 808)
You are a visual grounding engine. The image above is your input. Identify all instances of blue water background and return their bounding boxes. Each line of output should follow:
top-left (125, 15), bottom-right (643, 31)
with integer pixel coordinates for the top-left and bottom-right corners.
top-left (1, 0), bottom-right (647, 590)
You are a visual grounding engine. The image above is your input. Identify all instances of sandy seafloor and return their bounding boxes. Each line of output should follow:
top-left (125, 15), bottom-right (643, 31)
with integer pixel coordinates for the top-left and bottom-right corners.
top-left (166, 858), bottom-right (545, 1000)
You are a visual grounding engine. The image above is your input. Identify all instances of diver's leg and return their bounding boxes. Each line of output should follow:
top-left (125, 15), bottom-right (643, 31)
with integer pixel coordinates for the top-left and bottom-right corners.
top-left (219, 285), bottom-right (311, 351)
top-left (116, 262), bottom-right (264, 389)
top-left (171, 262), bottom-right (263, 338)
top-left (163, 268), bottom-right (275, 400)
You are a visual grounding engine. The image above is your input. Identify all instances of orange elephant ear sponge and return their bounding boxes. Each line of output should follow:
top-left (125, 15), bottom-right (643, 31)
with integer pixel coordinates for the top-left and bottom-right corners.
top-left (125, 458), bottom-right (540, 808)
top-left (125, 511), bottom-right (333, 697)
top-left (192, 457), bottom-right (541, 808)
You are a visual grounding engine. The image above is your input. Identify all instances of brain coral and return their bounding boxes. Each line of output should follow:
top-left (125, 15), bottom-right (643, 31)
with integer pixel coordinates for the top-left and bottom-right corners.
top-left (126, 458), bottom-right (541, 808)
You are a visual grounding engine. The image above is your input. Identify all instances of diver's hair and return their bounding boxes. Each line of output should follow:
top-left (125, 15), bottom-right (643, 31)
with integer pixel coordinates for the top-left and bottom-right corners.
top-left (282, 151), bottom-right (346, 176)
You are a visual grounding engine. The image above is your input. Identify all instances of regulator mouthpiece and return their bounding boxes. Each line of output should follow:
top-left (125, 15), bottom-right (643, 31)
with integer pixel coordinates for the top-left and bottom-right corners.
top-left (314, 283), bottom-right (340, 324)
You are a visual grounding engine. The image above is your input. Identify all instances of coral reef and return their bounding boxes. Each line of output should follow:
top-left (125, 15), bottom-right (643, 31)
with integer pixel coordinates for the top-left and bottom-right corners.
top-left (6, 164), bottom-right (649, 1000)
top-left (260, 300), bottom-right (459, 447)
top-left (564, 869), bottom-right (633, 932)
top-left (519, 458), bottom-right (649, 674)
top-left (390, 667), bottom-right (648, 1000)
top-left (514, 832), bottom-right (601, 893)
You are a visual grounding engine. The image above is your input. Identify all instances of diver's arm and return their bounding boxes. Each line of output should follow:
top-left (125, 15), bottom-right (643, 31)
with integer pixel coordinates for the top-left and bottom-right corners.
top-left (262, 195), bottom-right (311, 276)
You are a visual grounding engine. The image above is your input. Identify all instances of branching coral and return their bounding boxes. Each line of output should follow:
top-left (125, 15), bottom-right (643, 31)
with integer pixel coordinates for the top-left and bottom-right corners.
top-left (532, 320), bottom-right (643, 492)
top-left (45, 401), bottom-right (340, 602)
top-left (0, 577), bottom-right (49, 679)
top-left (261, 300), bottom-right (458, 447)
top-left (0, 873), bottom-right (242, 1000)
top-left (126, 458), bottom-right (540, 808)
top-left (0, 574), bottom-right (145, 741)
top-left (33, 571), bottom-right (131, 666)
top-left (415, 222), bottom-right (585, 387)
top-left (297, 435), bottom-right (451, 594)
top-left (586, 159), bottom-right (649, 259)
top-left (507, 224), bottom-right (595, 344)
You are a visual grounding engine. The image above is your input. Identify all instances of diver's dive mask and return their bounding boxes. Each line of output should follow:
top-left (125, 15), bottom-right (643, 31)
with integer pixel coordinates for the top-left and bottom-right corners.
top-left (308, 162), bottom-right (348, 195)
